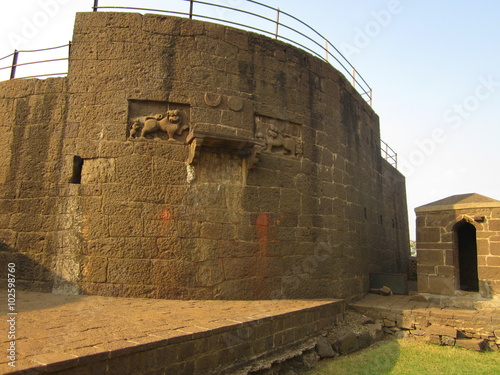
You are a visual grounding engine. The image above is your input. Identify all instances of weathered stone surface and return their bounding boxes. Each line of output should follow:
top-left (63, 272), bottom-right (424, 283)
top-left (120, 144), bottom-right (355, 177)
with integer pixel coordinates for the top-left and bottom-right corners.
top-left (368, 322), bottom-right (384, 341)
top-left (359, 315), bottom-right (375, 325)
top-left (315, 337), bottom-right (336, 358)
top-left (357, 331), bottom-right (372, 349)
top-left (383, 319), bottom-right (396, 328)
top-left (301, 351), bottom-right (320, 369)
top-left (0, 11), bottom-right (410, 300)
top-left (441, 335), bottom-right (456, 346)
top-left (428, 335), bottom-right (441, 345)
top-left (332, 330), bottom-right (359, 355)
top-left (426, 324), bottom-right (457, 338)
top-left (455, 338), bottom-right (485, 351)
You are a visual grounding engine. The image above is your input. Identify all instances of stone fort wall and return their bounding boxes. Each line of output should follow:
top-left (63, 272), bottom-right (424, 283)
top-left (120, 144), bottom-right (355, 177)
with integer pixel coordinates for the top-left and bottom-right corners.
top-left (0, 12), bottom-right (409, 300)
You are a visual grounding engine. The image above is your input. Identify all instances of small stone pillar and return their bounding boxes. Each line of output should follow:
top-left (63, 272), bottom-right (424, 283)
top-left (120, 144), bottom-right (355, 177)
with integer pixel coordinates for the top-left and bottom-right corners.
top-left (415, 193), bottom-right (500, 298)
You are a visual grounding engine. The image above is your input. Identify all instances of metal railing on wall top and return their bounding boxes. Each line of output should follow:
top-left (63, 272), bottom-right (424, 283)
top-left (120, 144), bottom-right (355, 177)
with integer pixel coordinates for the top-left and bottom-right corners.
top-left (381, 140), bottom-right (398, 169)
top-left (0, 43), bottom-right (71, 81)
top-left (0, 1), bottom-right (399, 170)
top-left (91, 0), bottom-right (373, 106)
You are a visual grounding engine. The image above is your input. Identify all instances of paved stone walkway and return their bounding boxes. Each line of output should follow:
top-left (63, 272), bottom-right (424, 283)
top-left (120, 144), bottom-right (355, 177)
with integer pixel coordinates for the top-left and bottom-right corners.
top-left (3, 292), bottom-right (498, 374)
top-left (0, 291), bottom-right (338, 374)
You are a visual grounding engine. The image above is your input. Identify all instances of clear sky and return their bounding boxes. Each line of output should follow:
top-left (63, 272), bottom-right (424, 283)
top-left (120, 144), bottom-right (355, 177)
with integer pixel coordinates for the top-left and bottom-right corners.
top-left (1, 0), bottom-right (499, 240)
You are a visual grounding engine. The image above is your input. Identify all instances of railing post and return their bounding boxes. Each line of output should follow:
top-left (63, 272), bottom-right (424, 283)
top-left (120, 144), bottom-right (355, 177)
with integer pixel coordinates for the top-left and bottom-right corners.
top-left (369, 88), bottom-right (373, 107)
top-left (92, 0), bottom-right (98, 11)
top-left (68, 41), bottom-right (72, 72)
top-left (275, 8), bottom-right (280, 39)
top-left (189, 0), bottom-right (194, 19)
top-left (10, 50), bottom-right (18, 80)
top-left (325, 39), bottom-right (329, 62)
top-left (352, 67), bottom-right (356, 88)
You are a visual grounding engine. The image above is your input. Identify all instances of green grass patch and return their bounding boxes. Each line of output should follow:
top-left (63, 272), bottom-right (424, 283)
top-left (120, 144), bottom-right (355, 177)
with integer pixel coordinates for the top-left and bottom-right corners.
top-left (306, 339), bottom-right (500, 375)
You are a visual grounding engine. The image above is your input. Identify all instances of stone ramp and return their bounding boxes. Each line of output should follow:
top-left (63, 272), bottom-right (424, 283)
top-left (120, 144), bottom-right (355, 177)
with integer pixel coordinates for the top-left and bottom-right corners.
top-left (0, 292), bottom-right (344, 374)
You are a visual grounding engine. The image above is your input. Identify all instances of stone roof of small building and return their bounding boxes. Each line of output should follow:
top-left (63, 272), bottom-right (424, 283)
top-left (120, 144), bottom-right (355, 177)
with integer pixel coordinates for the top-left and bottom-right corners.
top-left (415, 193), bottom-right (500, 213)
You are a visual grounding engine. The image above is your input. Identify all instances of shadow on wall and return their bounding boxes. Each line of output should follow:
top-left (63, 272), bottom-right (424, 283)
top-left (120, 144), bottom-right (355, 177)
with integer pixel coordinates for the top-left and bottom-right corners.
top-left (0, 240), bottom-right (80, 299)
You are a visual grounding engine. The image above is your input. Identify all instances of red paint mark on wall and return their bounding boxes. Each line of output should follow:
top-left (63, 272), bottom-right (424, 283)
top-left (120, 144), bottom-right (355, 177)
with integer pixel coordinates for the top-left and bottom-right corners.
top-left (254, 213), bottom-right (270, 298)
top-left (256, 213), bottom-right (269, 240)
top-left (161, 210), bottom-right (172, 224)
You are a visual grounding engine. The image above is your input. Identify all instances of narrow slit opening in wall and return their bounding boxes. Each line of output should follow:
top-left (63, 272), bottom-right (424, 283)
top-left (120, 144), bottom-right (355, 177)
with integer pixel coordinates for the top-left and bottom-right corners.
top-left (364, 207), bottom-right (368, 220)
top-left (70, 156), bottom-right (83, 184)
top-left (379, 215), bottom-right (383, 224)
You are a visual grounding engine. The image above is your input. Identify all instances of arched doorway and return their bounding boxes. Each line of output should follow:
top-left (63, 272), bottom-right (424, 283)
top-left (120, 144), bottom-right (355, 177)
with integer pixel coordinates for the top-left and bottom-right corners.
top-left (456, 221), bottom-right (479, 292)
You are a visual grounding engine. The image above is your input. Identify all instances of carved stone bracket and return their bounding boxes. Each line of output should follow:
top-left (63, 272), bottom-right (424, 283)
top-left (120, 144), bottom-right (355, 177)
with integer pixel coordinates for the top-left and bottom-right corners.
top-left (186, 134), bottom-right (204, 165)
top-left (186, 130), bottom-right (264, 173)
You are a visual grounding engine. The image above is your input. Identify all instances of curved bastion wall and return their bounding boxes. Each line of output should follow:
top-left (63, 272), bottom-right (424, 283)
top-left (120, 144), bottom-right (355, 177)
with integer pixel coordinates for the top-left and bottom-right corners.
top-left (0, 12), bottom-right (409, 299)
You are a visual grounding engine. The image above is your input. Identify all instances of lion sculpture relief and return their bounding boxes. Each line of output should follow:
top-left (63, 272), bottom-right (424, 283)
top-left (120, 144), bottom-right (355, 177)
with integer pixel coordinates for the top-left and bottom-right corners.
top-left (130, 109), bottom-right (188, 141)
top-left (257, 123), bottom-right (298, 156)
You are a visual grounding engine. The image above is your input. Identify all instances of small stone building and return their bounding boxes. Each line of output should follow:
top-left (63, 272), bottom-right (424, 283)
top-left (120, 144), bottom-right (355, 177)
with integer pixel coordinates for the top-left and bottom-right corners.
top-left (415, 193), bottom-right (500, 298)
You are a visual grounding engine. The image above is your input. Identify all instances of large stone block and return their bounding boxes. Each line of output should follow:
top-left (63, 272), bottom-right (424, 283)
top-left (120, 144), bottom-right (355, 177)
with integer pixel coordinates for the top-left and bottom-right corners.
top-left (417, 228), bottom-right (441, 243)
top-left (455, 338), bottom-right (485, 351)
top-left (418, 249), bottom-right (445, 266)
top-left (489, 220), bottom-right (500, 231)
top-left (107, 259), bottom-right (152, 284)
top-left (114, 155), bottom-right (153, 186)
top-left (195, 260), bottom-right (225, 287)
top-left (331, 330), bottom-right (359, 355)
top-left (426, 324), bottom-right (457, 338)
top-left (152, 158), bottom-right (187, 185)
top-left (428, 275), bottom-right (455, 295)
top-left (81, 256), bottom-right (108, 283)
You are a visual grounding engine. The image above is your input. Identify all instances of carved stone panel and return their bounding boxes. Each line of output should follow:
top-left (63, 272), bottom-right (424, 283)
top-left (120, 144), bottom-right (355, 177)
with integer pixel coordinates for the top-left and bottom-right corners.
top-left (255, 115), bottom-right (303, 157)
top-left (128, 100), bottom-right (190, 142)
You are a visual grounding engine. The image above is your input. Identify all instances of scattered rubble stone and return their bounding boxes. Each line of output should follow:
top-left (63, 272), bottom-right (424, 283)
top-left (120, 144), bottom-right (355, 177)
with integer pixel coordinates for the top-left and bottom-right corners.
top-left (441, 336), bottom-right (456, 346)
top-left (351, 294), bottom-right (500, 352)
top-left (368, 322), bottom-right (384, 341)
top-left (383, 319), bottom-right (396, 327)
top-left (427, 324), bottom-right (457, 338)
top-left (315, 337), bottom-right (336, 358)
top-left (429, 335), bottom-right (441, 345)
top-left (484, 341), bottom-right (498, 351)
top-left (332, 330), bottom-right (359, 355)
top-left (301, 351), bottom-right (320, 369)
top-left (359, 315), bottom-right (375, 325)
top-left (411, 329), bottom-right (425, 336)
top-left (455, 338), bottom-right (485, 351)
top-left (357, 330), bottom-right (373, 349)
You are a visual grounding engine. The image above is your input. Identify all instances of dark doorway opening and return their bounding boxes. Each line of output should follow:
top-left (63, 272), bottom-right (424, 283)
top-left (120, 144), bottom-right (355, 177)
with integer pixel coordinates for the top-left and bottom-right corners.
top-left (457, 222), bottom-right (479, 292)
